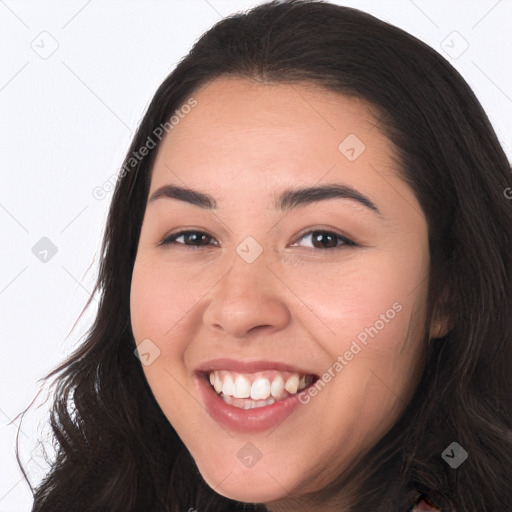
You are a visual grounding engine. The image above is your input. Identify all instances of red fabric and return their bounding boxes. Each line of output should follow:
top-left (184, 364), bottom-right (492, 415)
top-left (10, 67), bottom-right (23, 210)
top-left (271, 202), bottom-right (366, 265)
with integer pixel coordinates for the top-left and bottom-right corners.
top-left (411, 498), bottom-right (441, 511)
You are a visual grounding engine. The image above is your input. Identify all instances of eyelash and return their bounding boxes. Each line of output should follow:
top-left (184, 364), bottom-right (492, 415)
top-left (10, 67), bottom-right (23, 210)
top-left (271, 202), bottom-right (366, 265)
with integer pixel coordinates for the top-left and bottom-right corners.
top-left (158, 229), bottom-right (358, 251)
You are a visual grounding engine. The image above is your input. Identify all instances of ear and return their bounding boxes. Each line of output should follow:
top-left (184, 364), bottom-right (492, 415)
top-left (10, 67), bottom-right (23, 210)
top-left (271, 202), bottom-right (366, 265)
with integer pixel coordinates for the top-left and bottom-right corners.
top-left (428, 290), bottom-right (453, 340)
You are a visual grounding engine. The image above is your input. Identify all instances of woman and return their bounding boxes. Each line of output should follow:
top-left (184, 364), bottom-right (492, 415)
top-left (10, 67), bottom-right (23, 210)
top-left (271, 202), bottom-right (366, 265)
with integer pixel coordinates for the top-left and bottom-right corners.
top-left (21, 1), bottom-right (512, 510)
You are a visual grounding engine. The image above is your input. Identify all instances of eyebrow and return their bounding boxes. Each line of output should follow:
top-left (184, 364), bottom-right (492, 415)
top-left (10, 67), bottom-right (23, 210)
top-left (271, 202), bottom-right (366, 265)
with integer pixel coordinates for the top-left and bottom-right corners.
top-left (148, 183), bottom-right (381, 215)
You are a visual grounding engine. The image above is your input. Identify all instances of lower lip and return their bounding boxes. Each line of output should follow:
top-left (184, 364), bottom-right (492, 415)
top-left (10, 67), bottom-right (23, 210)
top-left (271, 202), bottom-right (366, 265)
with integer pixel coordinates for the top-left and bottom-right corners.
top-left (196, 374), bottom-right (306, 433)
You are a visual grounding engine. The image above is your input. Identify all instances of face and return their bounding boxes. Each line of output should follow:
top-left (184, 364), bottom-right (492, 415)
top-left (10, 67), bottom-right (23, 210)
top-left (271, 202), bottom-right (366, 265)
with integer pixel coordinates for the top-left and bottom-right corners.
top-left (130, 77), bottom-right (433, 509)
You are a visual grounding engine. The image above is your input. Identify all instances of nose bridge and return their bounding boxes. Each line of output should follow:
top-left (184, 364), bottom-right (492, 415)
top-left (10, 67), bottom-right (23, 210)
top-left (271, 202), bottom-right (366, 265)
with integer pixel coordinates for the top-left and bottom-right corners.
top-left (202, 238), bottom-right (290, 338)
top-left (220, 238), bottom-right (274, 304)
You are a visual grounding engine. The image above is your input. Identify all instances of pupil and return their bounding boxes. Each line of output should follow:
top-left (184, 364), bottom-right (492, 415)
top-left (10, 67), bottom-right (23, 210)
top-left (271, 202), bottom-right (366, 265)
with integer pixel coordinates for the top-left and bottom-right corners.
top-left (314, 231), bottom-right (336, 248)
top-left (188, 233), bottom-right (206, 244)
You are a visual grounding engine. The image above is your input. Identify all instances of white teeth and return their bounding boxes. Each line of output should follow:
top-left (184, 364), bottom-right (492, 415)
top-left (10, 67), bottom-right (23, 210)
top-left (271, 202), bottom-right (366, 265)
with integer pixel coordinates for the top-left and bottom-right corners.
top-left (284, 374), bottom-right (299, 394)
top-left (208, 370), bottom-right (314, 408)
top-left (222, 394), bottom-right (276, 409)
top-left (234, 375), bottom-right (251, 399)
top-left (213, 372), bottom-right (223, 393)
top-left (221, 374), bottom-right (235, 396)
top-left (251, 378), bottom-right (271, 400)
top-left (270, 375), bottom-right (286, 400)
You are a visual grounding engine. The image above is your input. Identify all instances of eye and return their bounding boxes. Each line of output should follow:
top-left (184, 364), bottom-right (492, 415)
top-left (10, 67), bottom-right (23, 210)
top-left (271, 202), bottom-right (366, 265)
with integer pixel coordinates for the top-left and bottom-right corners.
top-left (159, 230), bottom-right (218, 248)
top-left (291, 229), bottom-right (357, 250)
top-left (292, 229), bottom-right (357, 250)
top-left (159, 229), bottom-right (357, 250)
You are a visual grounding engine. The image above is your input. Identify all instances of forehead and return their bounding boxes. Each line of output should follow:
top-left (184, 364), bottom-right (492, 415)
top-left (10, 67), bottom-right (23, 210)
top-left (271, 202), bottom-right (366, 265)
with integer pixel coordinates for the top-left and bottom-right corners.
top-left (149, 77), bottom-right (399, 206)
top-left (164, 77), bottom-right (382, 143)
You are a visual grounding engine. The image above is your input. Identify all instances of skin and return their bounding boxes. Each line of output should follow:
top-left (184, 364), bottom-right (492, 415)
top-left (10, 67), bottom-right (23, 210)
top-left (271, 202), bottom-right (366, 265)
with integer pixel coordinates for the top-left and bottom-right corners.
top-left (130, 77), bottom-right (444, 510)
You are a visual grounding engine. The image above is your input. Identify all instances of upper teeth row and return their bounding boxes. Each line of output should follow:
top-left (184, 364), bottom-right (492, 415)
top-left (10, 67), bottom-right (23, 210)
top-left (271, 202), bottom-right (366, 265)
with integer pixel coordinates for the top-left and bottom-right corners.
top-left (209, 370), bottom-right (312, 401)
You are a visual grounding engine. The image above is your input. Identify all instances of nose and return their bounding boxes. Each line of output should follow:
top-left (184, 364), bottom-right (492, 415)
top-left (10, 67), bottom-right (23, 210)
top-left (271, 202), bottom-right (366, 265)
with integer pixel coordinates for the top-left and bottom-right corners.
top-left (202, 248), bottom-right (291, 339)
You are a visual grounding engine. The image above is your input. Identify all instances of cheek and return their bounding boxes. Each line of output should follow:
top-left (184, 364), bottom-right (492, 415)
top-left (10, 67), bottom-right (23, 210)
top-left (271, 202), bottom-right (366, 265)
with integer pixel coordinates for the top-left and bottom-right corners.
top-left (129, 259), bottom-right (202, 430)
top-left (130, 257), bottom-right (208, 343)
top-left (280, 248), bottom-right (428, 343)
top-left (280, 247), bottom-right (429, 416)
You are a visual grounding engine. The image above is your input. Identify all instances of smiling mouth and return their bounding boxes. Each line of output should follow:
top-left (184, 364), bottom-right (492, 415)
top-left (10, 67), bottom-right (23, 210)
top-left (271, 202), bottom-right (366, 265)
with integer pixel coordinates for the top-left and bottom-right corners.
top-left (203, 369), bottom-right (318, 410)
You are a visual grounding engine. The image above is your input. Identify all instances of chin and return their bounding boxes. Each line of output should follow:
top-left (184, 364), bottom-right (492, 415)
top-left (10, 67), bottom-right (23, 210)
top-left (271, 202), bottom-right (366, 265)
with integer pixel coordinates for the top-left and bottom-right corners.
top-left (197, 461), bottom-right (297, 503)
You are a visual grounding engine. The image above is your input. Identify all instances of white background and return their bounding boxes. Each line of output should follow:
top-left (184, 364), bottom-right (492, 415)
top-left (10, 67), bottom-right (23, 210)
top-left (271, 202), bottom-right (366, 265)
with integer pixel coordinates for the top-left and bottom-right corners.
top-left (1, 0), bottom-right (511, 510)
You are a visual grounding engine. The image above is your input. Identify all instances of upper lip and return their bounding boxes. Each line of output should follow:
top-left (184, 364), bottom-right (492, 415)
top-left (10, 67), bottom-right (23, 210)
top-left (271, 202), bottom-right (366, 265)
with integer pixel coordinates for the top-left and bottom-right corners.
top-left (195, 358), bottom-right (318, 376)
